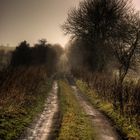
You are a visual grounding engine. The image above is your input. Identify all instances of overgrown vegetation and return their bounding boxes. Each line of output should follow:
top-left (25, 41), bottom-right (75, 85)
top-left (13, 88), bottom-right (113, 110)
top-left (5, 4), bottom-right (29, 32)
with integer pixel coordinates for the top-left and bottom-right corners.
top-left (0, 38), bottom-right (63, 139)
top-left (63, 0), bottom-right (140, 72)
top-left (77, 79), bottom-right (140, 140)
top-left (58, 80), bottom-right (94, 140)
top-left (0, 66), bottom-right (53, 140)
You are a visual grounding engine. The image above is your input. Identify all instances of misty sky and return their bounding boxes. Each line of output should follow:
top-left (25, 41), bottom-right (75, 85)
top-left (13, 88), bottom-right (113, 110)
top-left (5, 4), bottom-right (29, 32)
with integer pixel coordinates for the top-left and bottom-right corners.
top-left (0, 0), bottom-right (140, 47)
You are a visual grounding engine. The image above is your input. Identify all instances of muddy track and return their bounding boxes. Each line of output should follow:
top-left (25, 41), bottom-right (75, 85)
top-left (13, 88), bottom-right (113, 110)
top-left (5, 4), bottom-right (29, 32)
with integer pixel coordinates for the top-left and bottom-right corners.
top-left (19, 78), bottom-right (122, 140)
top-left (67, 77), bottom-right (121, 140)
top-left (19, 81), bottom-right (59, 140)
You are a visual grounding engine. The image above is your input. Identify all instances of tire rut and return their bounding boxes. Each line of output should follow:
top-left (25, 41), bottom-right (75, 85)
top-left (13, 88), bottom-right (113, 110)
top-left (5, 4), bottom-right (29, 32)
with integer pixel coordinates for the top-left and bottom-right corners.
top-left (19, 81), bottom-right (59, 140)
top-left (69, 82), bottom-right (121, 140)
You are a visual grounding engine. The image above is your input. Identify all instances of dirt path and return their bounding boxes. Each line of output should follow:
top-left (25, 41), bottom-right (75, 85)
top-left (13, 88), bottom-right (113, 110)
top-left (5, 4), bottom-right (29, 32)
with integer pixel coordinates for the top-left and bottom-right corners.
top-left (20, 81), bottom-right (59, 140)
top-left (69, 81), bottom-right (121, 140)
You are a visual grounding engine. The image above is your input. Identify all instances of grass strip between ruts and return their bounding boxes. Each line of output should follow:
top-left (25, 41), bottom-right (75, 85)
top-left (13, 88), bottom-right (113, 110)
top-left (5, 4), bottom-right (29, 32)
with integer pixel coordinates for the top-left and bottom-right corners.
top-left (58, 80), bottom-right (94, 140)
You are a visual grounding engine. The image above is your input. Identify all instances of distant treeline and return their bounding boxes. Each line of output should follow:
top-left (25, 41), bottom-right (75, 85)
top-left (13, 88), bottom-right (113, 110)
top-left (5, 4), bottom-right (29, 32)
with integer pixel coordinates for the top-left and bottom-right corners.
top-left (10, 39), bottom-right (63, 75)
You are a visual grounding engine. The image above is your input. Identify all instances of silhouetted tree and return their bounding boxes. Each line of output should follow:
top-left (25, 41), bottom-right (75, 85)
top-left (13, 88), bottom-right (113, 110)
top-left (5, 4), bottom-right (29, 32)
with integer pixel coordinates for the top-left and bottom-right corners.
top-left (62, 0), bottom-right (132, 71)
top-left (31, 39), bottom-right (62, 74)
top-left (10, 39), bottom-right (64, 75)
top-left (31, 39), bottom-right (48, 65)
top-left (11, 41), bottom-right (31, 66)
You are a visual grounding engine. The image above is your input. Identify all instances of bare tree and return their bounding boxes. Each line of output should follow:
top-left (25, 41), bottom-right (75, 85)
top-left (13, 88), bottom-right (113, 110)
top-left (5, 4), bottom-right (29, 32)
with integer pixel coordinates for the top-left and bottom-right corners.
top-left (109, 12), bottom-right (140, 114)
top-left (62, 0), bottom-right (132, 71)
top-left (62, 0), bottom-right (131, 41)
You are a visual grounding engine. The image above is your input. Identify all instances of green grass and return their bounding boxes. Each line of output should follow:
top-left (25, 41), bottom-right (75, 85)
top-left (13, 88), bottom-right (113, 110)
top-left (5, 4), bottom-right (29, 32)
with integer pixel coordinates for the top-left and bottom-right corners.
top-left (0, 79), bottom-right (52, 140)
top-left (58, 80), bottom-right (94, 140)
top-left (76, 80), bottom-right (140, 140)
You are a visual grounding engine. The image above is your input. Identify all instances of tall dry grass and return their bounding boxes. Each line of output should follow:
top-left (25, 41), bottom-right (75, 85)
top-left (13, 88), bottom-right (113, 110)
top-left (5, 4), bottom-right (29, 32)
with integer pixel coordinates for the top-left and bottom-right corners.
top-left (0, 65), bottom-right (48, 118)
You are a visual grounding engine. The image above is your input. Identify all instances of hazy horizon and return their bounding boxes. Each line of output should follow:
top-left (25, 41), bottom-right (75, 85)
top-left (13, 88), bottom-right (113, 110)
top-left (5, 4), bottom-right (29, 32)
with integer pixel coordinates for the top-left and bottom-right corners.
top-left (0, 0), bottom-right (140, 47)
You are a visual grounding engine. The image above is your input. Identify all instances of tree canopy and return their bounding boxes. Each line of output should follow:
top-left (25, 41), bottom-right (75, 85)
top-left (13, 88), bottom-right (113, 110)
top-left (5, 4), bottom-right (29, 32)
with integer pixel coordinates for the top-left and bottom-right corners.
top-left (63, 0), bottom-right (140, 73)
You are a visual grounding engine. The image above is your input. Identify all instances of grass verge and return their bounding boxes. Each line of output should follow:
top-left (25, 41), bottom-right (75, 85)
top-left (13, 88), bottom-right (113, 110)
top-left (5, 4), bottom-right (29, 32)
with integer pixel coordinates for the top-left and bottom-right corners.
top-left (58, 80), bottom-right (94, 140)
top-left (76, 80), bottom-right (140, 140)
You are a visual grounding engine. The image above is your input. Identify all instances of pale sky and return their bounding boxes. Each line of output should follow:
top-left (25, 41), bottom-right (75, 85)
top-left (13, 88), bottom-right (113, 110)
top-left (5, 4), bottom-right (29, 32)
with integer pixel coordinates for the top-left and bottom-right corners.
top-left (133, 0), bottom-right (140, 11)
top-left (0, 0), bottom-right (140, 47)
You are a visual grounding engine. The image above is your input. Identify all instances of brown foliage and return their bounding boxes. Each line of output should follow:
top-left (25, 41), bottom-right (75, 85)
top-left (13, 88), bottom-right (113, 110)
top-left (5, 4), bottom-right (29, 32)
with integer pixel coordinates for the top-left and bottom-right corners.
top-left (0, 66), bottom-right (48, 117)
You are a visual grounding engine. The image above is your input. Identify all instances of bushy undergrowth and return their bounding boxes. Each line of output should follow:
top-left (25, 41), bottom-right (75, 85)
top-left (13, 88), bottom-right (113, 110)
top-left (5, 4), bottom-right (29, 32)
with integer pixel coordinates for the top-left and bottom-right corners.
top-left (73, 70), bottom-right (140, 125)
top-left (58, 80), bottom-right (94, 140)
top-left (88, 73), bottom-right (139, 125)
top-left (0, 66), bottom-right (52, 140)
top-left (77, 80), bottom-right (140, 140)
